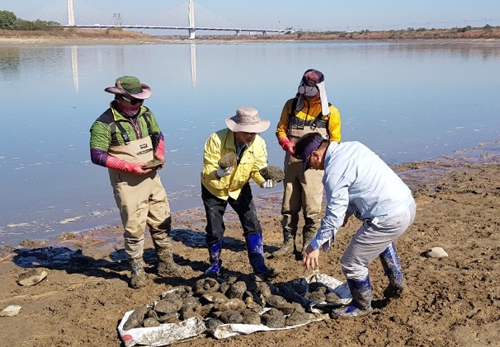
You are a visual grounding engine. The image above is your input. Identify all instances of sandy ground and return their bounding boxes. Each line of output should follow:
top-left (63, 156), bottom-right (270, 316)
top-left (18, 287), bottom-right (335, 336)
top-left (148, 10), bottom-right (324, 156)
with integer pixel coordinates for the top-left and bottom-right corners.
top-left (0, 142), bottom-right (498, 346)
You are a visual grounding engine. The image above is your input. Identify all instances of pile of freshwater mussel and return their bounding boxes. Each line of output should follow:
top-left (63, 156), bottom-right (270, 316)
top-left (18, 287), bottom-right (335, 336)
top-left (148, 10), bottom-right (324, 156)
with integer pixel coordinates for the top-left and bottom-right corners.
top-left (122, 275), bottom-right (342, 334)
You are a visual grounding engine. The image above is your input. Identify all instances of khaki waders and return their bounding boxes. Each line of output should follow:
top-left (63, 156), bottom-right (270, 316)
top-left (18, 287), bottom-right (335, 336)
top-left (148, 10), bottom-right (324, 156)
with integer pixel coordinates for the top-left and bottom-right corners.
top-left (108, 137), bottom-right (184, 288)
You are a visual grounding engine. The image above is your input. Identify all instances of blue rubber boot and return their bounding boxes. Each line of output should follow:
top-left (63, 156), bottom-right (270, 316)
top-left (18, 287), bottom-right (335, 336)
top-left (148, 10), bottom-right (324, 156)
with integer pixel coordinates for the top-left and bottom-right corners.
top-left (333, 276), bottom-right (372, 318)
top-left (379, 242), bottom-right (405, 298)
top-left (245, 233), bottom-right (275, 280)
top-left (204, 241), bottom-right (223, 278)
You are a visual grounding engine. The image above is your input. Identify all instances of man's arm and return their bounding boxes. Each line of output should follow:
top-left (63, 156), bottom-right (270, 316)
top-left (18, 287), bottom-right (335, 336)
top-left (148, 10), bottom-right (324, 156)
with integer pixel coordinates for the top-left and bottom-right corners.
top-left (327, 105), bottom-right (342, 143)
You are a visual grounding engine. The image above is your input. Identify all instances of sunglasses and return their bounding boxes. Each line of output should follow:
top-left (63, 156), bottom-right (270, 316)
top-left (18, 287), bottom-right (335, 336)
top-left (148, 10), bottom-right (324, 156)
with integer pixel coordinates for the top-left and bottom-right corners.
top-left (121, 96), bottom-right (144, 105)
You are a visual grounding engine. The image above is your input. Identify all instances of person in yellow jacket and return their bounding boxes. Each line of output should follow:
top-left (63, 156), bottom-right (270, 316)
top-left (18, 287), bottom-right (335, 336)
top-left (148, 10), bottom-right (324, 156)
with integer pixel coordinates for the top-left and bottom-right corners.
top-left (200, 106), bottom-right (276, 279)
top-left (272, 69), bottom-right (342, 258)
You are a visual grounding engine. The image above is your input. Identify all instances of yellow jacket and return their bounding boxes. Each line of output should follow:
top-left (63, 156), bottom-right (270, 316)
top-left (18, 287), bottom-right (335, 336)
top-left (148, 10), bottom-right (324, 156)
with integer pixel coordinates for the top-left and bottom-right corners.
top-left (201, 129), bottom-right (267, 200)
top-left (275, 97), bottom-right (342, 142)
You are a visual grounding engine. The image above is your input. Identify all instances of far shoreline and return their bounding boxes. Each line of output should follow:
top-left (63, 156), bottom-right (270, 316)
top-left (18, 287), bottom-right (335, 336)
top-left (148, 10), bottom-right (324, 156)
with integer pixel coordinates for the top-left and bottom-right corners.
top-left (1, 36), bottom-right (500, 48)
top-left (1, 27), bottom-right (500, 46)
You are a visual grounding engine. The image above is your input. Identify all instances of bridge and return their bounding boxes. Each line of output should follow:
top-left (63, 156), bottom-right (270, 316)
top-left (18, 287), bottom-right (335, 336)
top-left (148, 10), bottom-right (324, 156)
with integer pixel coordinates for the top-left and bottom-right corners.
top-left (23, 0), bottom-right (291, 39)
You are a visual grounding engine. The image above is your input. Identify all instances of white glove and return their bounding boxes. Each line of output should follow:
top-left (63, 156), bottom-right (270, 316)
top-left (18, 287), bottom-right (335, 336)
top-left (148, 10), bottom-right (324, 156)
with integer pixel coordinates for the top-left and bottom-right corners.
top-left (216, 166), bottom-right (233, 178)
top-left (260, 179), bottom-right (275, 189)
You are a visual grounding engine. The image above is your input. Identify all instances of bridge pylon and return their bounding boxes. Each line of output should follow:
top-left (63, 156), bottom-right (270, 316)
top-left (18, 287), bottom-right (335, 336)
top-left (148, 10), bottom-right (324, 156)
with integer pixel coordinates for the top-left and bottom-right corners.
top-left (188, 0), bottom-right (195, 39)
top-left (67, 0), bottom-right (75, 26)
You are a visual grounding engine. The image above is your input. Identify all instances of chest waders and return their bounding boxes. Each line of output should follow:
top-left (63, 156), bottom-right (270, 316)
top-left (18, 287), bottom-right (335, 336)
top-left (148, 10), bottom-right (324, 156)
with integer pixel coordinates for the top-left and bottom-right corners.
top-left (273, 99), bottom-right (330, 258)
top-left (108, 127), bottom-right (184, 288)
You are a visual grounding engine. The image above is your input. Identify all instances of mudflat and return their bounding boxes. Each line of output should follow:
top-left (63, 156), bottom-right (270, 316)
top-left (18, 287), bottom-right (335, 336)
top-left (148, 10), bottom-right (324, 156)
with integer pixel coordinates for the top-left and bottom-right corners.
top-left (0, 143), bottom-right (498, 346)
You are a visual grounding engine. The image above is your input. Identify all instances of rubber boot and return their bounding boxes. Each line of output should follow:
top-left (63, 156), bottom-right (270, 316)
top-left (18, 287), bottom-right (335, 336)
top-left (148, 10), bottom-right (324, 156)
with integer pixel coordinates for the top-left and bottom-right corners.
top-left (379, 242), bottom-right (405, 298)
top-left (270, 231), bottom-right (295, 258)
top-left (333, 276), bottom-right (372, 318)
top-left (301, 228), bottom-right (317, 253)
top-left (204, 241), bottom-right (223, 278)
top-left (157, 248), bottom-right (187, 277)
top-left (130, 259), bottom-right (147, 289)
top-left (246, 233), bottom-right (276, 280)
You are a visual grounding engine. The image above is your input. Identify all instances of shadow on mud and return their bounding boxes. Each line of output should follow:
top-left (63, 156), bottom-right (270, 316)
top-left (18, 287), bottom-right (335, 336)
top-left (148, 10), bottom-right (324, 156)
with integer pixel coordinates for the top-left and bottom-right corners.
top-left (9, 228), bottom-right (278, 285)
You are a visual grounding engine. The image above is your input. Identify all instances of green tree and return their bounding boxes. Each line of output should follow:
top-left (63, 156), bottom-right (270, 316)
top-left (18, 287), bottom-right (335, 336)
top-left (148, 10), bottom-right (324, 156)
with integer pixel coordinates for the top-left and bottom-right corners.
top-left (0, 10), bottom-right (17, 29)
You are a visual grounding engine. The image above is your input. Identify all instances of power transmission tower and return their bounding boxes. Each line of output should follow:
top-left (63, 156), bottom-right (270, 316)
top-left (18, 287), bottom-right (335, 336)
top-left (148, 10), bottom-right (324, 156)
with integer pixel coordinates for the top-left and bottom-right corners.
top-left (113, 13), bottom-right (122, 28)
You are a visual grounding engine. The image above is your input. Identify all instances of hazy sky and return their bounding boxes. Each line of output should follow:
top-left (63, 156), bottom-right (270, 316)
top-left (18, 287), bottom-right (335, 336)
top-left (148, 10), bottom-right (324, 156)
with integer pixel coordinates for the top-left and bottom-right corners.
top-left (2, 0), bottom-right (500, 32)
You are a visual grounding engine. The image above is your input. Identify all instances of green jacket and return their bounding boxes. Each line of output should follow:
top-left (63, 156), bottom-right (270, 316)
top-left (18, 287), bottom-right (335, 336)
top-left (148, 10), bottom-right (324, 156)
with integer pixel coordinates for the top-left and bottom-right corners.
top-left (90, 103), bottom-right (161, 151)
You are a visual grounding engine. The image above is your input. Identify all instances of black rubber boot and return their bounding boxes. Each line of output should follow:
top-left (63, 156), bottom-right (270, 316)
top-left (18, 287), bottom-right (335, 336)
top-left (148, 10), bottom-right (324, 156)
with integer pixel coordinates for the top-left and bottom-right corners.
top-left (270, 232), bottom-right (295, 258)
top-left (157, 248), bottom-right (187, 277)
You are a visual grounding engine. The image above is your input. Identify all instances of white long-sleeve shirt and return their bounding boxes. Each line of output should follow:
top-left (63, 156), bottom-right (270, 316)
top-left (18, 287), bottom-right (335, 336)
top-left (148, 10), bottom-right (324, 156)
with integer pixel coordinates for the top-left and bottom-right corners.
top-left (310, 141), bottom-right (415, 251)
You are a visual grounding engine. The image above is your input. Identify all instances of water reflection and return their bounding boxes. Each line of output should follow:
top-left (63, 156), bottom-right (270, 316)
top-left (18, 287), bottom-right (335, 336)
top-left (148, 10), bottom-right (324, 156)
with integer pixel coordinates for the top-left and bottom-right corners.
top-left (71, 46), bottom-right (79, 93)
top-left (190, 43), bottom-right (197, 89)
top-left (0, 41), bottom-right (499, 246)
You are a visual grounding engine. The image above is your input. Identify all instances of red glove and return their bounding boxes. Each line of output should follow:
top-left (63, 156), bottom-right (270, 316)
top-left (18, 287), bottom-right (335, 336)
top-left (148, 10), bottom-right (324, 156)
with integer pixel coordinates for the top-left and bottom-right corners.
top-left (155, 138), bottom-right (165, 161)
top-left (105, 156), bottom-right (151, 174)
top-left (279, 137), bottom-right (295, 155)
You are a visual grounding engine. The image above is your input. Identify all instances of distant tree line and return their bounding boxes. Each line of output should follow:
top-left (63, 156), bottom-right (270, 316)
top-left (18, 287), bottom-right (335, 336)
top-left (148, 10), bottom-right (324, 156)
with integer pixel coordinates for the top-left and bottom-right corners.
top-left (0, 10), bottom-right (61, 30)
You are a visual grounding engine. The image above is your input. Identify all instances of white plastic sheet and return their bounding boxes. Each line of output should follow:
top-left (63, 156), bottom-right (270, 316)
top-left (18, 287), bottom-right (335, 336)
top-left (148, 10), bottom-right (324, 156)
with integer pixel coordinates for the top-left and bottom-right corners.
top-left (211, 314), bottom-right (327, 339)
top-left (117, 315), bottom-right (206, 347)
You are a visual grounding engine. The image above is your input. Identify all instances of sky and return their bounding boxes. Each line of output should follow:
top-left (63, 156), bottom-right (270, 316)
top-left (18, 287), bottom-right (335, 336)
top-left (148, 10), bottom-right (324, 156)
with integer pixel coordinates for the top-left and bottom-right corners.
top-left (2, 0), bottom-right (500, 32)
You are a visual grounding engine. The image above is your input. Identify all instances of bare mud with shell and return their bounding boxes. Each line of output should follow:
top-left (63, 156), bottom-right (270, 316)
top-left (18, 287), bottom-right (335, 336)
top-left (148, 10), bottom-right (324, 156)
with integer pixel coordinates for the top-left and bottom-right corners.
top-left (0, 141), bottom-right (499, 347)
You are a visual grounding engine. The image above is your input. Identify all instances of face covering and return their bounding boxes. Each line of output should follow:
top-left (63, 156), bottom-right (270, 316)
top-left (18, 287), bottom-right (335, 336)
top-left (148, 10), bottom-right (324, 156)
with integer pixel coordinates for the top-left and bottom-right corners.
top-left (116, 103), bottom-right (141, 117)
top-left (298, 85), bottom-right (319, 97)
top-left (296, 81), bottom-right (329, 116)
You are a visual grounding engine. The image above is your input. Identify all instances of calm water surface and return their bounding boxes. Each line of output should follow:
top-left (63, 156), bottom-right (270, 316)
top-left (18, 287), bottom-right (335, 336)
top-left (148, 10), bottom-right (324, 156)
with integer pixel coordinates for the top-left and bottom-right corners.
top-left (0, 41), bottom-right (499, 245)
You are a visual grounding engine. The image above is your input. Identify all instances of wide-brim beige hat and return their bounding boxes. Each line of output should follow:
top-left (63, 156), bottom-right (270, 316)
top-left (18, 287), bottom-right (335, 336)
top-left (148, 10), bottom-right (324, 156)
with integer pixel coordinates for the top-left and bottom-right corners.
top-left (225, 106), bottom-right (270, 133)
top-left (104, 75), bottom-right (152, 100)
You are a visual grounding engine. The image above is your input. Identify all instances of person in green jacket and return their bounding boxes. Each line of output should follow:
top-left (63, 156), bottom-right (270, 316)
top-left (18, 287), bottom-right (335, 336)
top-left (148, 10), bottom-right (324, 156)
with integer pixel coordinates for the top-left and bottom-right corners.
top-left (90, 76), bottom-right (185, 289)
top-left (200, 106), bottom-right (276, 279)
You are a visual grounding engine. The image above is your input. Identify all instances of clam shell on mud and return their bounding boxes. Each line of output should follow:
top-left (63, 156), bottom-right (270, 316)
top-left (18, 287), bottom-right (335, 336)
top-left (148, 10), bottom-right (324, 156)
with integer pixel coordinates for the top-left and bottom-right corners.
top-left (308, 282), bottom-right (329, 293)
top-left (205, 317), bottom-right (224, 335)
top-left (123, 306), bottom-right (148, 331)
top-left (142, 317), bottom-right (160, 327)
top-left (161, 285), bottom-right (193, 300)
top-left (226, 281), bottom-right (247, 299)
top-left (325, 291), bottom-right (341, 303)
top-left (262, 308), bottom-right (286, 328)
top-left (242, 310), bottom-right (262, 325)
top-left (194, 277), bottom-right (220, 295)
top-left (265, 294), bottom-right (292, 310)
top-left (156, 311), bottom-right (179, 324)
top-left (285, 311), bottom-right (314, 326)
top-left (202, 292), bottom-right (229, 304)
top-left (305, 291), bottom-right (326, 303)
top-left (220, 310), bottom-right (244, 324)
top-left (217, 298), bottom-right (246, 312)
top-left (154, 298), bottom-right (183, 314)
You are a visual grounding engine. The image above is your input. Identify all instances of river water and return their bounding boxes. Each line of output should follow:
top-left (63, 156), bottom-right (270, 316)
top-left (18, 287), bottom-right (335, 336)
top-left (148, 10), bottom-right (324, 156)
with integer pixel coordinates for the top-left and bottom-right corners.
top-left (0, 40), bottom-right (499, 246)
